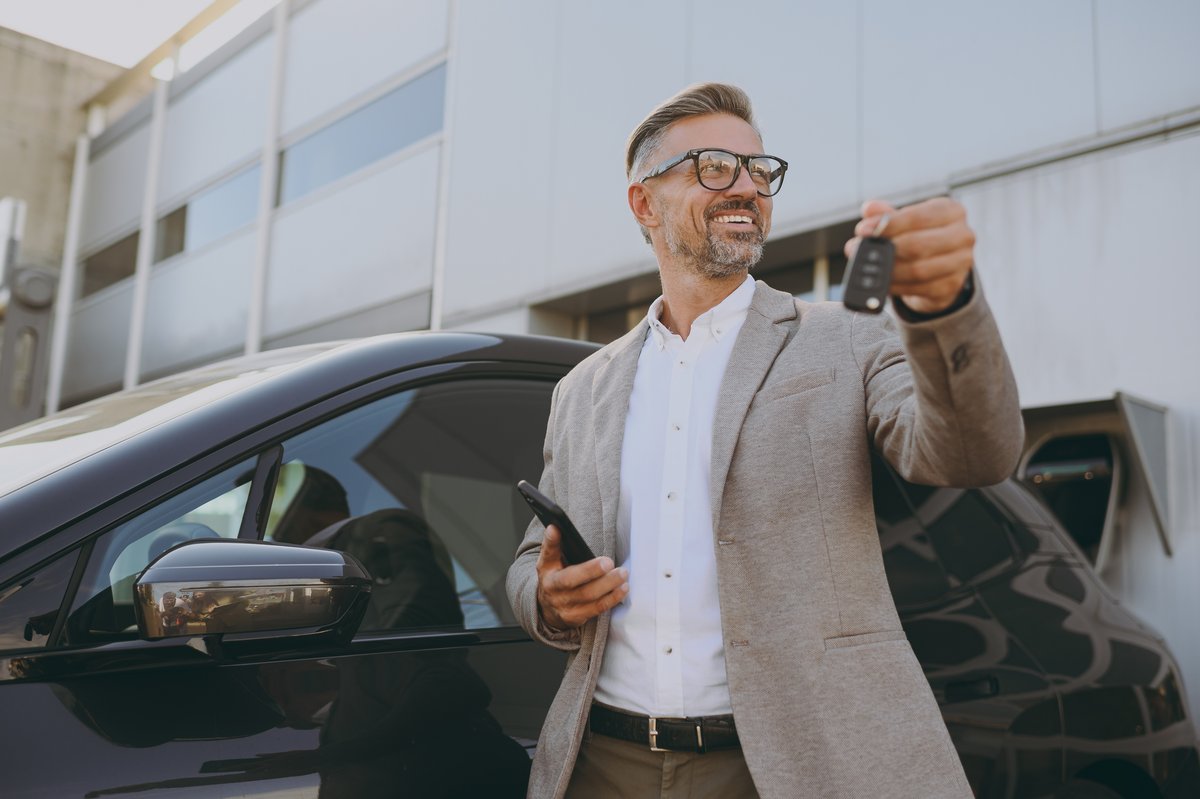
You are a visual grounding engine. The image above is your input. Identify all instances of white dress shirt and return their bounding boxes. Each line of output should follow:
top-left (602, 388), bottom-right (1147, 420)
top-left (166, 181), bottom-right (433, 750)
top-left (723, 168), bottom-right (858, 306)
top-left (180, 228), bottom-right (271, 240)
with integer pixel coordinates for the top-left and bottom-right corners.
top-left (593, 275), bottom-right (756, 717)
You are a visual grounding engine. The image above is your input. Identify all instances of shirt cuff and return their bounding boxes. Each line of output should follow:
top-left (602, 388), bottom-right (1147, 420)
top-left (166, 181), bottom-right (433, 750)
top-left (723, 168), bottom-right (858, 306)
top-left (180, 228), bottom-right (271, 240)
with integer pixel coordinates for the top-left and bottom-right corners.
top-left (892, 269), bottom-right (976, 322)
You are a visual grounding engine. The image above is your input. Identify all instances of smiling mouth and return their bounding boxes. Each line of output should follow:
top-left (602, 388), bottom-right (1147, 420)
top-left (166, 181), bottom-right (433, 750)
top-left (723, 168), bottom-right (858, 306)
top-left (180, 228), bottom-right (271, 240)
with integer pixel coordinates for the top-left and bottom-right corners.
top-left (711, 214), bottom-right (756, 226)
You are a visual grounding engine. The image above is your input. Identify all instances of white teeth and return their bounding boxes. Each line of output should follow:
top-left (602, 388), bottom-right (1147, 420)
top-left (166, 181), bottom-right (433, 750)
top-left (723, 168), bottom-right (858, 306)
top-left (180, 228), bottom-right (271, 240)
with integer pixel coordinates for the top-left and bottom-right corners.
top-left (713, 215), bottom-right (753, 224)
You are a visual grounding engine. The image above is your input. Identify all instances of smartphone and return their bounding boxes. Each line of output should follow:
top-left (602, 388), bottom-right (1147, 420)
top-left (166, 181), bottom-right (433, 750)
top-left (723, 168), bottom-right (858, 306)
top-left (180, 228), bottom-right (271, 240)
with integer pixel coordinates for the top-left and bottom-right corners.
top-left (516, 480), bottom-right (597, 566)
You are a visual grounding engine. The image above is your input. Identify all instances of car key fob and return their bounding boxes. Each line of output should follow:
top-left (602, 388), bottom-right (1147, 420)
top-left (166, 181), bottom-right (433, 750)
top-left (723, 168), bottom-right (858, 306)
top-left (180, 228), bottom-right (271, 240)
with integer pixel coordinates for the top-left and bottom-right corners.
top-left (842, 235), bottom-right (895, 313)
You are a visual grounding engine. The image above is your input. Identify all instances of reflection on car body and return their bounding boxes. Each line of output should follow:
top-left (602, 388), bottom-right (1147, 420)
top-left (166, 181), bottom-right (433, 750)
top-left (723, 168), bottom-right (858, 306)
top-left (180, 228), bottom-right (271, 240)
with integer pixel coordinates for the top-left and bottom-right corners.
top-left (0, 332), bottom-right (1195, 798)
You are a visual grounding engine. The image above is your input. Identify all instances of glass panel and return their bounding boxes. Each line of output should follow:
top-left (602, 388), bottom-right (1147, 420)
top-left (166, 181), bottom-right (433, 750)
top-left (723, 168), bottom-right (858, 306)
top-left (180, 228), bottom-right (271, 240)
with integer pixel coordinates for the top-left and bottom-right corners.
top-left (278, 64), bottom-right (446, 205)
top-left (268, 377), bottom-right (554, 633)
top-left (0, 551), bottom-right (78, 651)
top-left (155, 164), bottom-right (262, 263)
top-left (154, 206), bottom-right (187, 262)
top-left (63, 458), bottom-right (255, 645)
top-left (81, 230), bottom-right (139, 296)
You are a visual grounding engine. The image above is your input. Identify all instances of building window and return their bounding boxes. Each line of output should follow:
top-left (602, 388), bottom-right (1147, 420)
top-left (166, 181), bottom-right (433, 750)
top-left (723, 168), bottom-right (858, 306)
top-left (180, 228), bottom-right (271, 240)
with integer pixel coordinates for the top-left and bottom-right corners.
top-left (80, 231), bottom-right (139, 297)
top-left (155, 163), bottom-right (262, 263)
top-left (277, 63), bottom-right (446, 206)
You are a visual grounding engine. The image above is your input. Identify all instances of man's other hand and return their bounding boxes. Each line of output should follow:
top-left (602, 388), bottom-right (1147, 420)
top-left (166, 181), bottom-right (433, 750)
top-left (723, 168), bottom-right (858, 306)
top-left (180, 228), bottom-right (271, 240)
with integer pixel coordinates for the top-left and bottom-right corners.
top-left (536, 525), bottom-right (629, 630)
top-left (846, 197), bottom-right (975, 314)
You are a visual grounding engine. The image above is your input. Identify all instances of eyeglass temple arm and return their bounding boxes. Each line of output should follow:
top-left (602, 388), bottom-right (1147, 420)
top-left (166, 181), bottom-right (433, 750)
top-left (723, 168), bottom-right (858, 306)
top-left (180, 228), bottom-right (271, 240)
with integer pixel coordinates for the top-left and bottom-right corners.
top-left (640, 152), bottom-right (692, 182)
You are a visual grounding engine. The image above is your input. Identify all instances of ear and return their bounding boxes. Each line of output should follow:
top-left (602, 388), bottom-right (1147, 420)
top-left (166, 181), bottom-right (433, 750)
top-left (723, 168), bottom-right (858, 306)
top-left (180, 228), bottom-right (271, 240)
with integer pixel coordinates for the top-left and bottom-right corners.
top-left (628, 182), bottom-right (660, 232)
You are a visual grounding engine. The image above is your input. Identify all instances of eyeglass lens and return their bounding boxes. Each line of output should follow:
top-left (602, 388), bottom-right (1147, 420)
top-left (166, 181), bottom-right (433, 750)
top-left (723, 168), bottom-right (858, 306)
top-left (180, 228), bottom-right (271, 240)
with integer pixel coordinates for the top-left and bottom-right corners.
top-left (696, 150), bottom-right (784, 195)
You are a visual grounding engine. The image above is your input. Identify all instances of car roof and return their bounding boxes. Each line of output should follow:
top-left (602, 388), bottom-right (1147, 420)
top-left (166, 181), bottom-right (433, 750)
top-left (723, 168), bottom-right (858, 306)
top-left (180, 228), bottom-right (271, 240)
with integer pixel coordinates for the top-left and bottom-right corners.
top-left (0, 341), bottom-right (344, 497)
top-left (0, 331), bottom-right (595, 556)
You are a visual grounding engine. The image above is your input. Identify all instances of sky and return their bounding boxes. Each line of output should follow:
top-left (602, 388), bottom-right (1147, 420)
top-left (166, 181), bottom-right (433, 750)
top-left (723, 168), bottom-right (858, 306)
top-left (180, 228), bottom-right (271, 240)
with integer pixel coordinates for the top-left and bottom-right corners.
top-left (0, 0), bottom-right (276, 72)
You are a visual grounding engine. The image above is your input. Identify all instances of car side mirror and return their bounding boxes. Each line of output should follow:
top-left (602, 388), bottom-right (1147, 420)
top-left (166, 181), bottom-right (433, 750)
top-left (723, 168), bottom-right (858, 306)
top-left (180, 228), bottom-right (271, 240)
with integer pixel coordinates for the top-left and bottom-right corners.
top-left (134, 539), bottom-right (371, 646)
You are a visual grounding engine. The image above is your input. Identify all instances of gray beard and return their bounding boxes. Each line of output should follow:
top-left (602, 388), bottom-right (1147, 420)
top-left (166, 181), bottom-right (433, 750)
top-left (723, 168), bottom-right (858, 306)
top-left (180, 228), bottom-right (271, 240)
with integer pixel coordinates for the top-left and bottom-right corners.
top-left (665, 219), bottom-right (764, 279)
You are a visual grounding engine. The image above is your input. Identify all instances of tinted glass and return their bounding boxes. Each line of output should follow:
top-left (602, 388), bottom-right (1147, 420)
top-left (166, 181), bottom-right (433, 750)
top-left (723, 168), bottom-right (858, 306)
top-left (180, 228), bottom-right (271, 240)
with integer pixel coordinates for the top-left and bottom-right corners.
top-left (81, 230), bottom-right (139, 296)
top-left (63, 458), bottom-right (254, 645)
top-left (267, 377), bottom-right (554, 633)
top-left (156, 163), bottom-right (262, 262)
top-left (0, 551), bottom-right (78, 651)
top-left (278, 64), bottom-right (446, 205)
top-left (923, 490), bottom-right (1015, 584)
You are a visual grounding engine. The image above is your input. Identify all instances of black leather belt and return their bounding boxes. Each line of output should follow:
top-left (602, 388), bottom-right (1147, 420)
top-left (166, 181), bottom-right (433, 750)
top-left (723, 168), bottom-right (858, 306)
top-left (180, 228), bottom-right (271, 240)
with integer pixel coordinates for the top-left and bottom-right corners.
top-left (589, 703), bottom-right (739, 754)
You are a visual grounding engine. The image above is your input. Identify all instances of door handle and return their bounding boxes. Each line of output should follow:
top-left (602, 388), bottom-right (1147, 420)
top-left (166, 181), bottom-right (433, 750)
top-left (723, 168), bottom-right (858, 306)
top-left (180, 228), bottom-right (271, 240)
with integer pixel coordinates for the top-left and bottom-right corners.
top-left (944, 675), bottom-right (1000, 703)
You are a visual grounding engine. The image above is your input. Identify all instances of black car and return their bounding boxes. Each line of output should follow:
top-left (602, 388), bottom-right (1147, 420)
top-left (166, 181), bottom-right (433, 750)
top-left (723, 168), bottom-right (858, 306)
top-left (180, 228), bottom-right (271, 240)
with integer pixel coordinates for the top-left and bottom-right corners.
top-left (0, 332), bottom-right (1195, 798)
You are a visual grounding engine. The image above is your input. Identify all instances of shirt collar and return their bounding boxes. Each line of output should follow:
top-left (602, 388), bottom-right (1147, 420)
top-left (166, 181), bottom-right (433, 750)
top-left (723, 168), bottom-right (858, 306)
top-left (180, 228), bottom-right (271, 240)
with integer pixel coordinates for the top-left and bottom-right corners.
top-left (645, 274), bottom-right (756, 350)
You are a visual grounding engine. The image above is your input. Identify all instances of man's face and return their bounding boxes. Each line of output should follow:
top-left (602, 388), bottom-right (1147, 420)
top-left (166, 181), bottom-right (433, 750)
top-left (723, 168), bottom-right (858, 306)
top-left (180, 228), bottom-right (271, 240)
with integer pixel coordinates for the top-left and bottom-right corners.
top-left (643, 113), bottom-right (773, 278)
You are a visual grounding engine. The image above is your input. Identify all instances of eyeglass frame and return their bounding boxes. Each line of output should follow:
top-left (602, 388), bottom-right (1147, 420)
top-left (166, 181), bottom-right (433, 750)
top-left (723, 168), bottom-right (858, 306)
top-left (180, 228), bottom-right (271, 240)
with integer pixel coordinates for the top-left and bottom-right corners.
top-left (638, 148), bottom-right (789, 197)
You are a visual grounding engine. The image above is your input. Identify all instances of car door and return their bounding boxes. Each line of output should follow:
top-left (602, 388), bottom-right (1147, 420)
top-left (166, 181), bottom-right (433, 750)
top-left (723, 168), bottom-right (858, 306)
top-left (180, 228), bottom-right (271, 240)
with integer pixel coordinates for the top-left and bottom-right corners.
top-left (872, 456), bottom-right (1064, 798)
top-left (0, 361), bottom-right (567, 798)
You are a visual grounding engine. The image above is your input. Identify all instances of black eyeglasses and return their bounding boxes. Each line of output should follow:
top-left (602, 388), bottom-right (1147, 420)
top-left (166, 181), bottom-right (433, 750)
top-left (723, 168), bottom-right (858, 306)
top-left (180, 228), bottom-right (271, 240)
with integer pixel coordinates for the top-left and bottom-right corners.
top-left (639, 148), bottom-right (788, 197)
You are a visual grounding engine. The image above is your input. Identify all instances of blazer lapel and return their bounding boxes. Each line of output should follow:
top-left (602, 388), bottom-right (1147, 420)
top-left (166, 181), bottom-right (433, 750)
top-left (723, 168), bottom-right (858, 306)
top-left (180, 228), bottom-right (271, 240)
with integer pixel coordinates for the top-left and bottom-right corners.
top-left (709, 281), bottom-right (798, 530)
top-left (591, 320), bottom-right (649, 555)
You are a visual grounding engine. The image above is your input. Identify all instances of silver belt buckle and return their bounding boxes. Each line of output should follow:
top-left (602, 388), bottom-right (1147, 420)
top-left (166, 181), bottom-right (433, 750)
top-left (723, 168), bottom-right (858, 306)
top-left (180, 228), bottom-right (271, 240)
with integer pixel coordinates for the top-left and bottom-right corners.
top-left (648, 717), bottom-right (704, 752)
top-left (648, 717), bottom-right (667, 752)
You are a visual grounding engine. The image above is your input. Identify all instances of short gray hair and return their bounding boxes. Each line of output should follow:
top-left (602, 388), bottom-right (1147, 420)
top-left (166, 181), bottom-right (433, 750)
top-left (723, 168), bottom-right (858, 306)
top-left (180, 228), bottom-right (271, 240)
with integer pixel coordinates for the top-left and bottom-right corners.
top-left (625, 82), bottom-right (758, 182)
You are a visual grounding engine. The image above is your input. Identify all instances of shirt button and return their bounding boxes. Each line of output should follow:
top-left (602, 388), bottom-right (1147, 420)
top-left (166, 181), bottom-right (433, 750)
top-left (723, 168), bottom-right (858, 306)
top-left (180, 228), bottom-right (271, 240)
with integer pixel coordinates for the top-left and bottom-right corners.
top-left (664, 571), bottom-right (672, 579)
top-left (667, 491), bottom-right (677, 501)
top-left (672, 423), bottom-right (681, 432)
top-left (665, 646), bottom-right (673, 654)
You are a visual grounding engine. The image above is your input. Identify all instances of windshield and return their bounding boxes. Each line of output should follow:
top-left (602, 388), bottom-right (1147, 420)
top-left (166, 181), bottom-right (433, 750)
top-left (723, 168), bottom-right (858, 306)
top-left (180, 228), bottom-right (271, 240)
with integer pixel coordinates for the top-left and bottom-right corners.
top-left (0, 343), bottom-right (343, 498)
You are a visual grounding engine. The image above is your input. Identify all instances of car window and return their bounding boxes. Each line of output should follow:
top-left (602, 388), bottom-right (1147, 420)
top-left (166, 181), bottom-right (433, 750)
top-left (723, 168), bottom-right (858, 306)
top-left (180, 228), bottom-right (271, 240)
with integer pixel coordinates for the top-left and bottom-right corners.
top-left (62, 458), bottom-right (256, 645)
top-left (0, 550), bottom-right (79, 652)
top-left (266, 377), bottom-right (554, 634)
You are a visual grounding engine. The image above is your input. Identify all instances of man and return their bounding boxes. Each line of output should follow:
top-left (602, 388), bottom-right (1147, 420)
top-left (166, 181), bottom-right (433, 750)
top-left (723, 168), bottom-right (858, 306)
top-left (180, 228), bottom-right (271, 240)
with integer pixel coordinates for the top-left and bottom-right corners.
top-left (506, 83), bottom-right (1022, 798)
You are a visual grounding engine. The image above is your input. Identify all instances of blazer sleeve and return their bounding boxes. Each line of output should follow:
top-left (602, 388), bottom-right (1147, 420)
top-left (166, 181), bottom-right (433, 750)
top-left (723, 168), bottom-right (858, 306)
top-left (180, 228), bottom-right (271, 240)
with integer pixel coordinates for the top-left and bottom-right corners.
top-left (506, 379), bottom-right (582, 651)
top-left (851, 277), bottom-right (1024, 487)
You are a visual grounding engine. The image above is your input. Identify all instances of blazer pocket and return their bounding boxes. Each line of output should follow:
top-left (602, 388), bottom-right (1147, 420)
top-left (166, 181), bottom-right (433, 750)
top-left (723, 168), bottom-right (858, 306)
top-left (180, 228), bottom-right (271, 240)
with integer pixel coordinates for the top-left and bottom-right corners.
top-left (823, 629), bottom-right (907, 650)
top-left (754, 367), bottom-right (836, 405)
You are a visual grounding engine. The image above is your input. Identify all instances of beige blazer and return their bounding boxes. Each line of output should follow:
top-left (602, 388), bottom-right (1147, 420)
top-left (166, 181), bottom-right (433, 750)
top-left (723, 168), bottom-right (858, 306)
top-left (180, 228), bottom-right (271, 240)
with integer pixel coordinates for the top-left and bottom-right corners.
top-left (507, 280), bottom-right (1023, 798)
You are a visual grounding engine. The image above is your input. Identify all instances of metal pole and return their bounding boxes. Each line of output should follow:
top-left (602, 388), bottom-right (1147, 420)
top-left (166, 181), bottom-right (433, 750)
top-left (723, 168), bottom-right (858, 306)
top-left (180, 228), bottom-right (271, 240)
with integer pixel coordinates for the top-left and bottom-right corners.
top-left (245, 0), bottom-right (290, 356)
top-left (428, 0), bottom-right (458, 331)
top-left (124, 69), bottom-right (172, 390)
top-left (46, 129), bottom-right (93, 413)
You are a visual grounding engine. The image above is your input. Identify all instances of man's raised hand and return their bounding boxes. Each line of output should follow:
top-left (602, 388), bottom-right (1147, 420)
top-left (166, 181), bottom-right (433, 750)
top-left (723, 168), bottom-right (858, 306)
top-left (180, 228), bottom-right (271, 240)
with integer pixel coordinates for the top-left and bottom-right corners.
top-left (846, 197), bottom-right (976, 315)
top-left (535, 525), bottom-right (629, 631)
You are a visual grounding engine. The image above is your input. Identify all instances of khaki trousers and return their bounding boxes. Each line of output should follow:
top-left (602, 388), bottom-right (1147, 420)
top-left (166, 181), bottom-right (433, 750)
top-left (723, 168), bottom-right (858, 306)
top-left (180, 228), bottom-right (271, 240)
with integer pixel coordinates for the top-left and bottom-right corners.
top-left (565, 729), bottom-right (759, 798)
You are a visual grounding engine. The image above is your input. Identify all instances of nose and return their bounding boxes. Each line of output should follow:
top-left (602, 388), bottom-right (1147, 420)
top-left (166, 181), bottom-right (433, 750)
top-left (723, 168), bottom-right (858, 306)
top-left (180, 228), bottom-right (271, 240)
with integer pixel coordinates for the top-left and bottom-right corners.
top-left (723, 161), bottom-right (760, 199)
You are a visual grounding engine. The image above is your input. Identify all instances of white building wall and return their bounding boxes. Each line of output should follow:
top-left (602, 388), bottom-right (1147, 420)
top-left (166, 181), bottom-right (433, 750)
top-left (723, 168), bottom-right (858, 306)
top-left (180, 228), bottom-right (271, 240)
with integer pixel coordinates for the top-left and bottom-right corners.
top-left (265, 145), bottom-right (440, 340)
top-left (960, 131), bottom-right (1200, 719)
top-left (157, 31), bottom-right (273, 207)
top-left (141, 229), bottom-right (256, 377)
top-left (1095, 0), bottom-right (1200, 131)
top-left (281, 0), bottom-right (448, 136)
top-left (861, 1), bottom-right (1096, 197)
top-left (79, 122), bottom-right (148, 251)
top-left (62, 284), bottom-right (131, 399)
